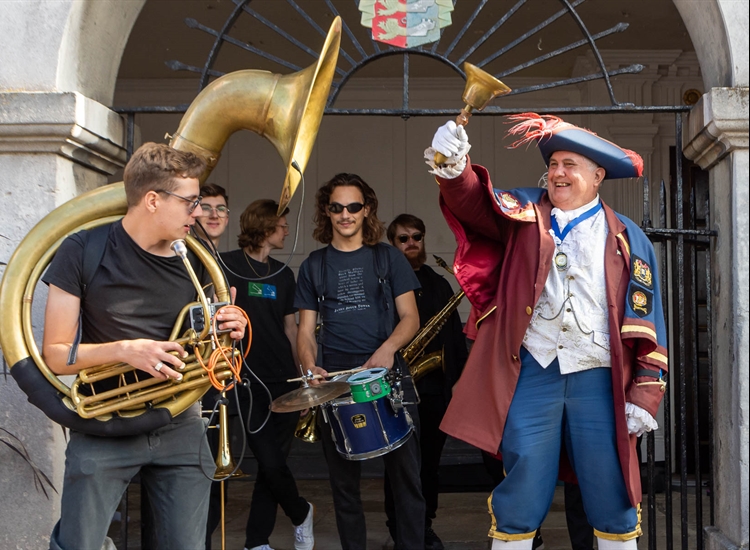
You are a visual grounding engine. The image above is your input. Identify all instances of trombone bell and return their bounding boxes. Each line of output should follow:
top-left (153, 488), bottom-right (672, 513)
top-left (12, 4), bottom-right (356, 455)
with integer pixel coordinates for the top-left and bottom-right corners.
top-left (214, 403), bottom-right (249, 479)
top-left (295, 407), bottom-right (321, 443)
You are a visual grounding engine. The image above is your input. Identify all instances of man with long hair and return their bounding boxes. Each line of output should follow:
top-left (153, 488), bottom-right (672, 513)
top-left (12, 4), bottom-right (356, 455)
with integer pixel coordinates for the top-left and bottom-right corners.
top-left (218, 199), bottom-right (314, 550)
top-left (295, 173), bottom-right (426, 549)
top-left (41, 142), bottom-right (247, 550)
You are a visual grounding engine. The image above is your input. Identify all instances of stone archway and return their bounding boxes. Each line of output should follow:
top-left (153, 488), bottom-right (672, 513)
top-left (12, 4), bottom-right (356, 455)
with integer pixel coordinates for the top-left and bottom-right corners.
top-left (674, 0), bottom-right (748, 88)
top-left (674, 2), bottom-right (749, 549)
top-left (0, 1), bottom-right (746, 548)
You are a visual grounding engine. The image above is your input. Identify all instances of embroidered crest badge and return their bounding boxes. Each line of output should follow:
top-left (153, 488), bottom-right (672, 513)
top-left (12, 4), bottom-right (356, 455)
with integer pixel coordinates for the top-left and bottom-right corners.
top-left (629, 286), bottom-right (653, 318)
top-left (498, 192), bottom-right (520, 210)
top-left (359, 0), bottom-right (454, 48)
top-left (632, 256), bottom-right (653, 289)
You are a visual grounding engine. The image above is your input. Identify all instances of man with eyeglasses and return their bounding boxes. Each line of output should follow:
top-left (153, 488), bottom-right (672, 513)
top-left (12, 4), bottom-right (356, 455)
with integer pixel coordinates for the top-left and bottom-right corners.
top-left (196, 183), bottom-right (230, 250)
top-left (295, 173), bottom-right (426, 550)
top-left (41, 142), bottom-right (248, 550)
top-left (385, 214), bottom-right (468, 550)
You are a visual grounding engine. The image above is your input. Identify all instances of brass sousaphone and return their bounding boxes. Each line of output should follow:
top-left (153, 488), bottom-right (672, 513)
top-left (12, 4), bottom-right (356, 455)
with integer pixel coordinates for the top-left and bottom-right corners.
top-left (0, 17), bottom-right (342, 437)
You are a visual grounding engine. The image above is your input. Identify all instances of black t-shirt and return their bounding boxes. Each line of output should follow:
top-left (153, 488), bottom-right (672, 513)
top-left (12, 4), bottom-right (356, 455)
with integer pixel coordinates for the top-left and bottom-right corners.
top-left (42, 220), bottom-right (209, 404)
top-left (294, 244), bottom-right (420, 355)
top-left (43, 220), bottom-right (208, 344)
top-left (220, 249), bottom-right (297, 383)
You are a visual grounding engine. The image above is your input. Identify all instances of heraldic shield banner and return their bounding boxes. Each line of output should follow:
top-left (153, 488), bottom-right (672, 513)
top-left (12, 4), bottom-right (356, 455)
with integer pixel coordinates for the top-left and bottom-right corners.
top-left (359, 0), bottom-right (454, 48)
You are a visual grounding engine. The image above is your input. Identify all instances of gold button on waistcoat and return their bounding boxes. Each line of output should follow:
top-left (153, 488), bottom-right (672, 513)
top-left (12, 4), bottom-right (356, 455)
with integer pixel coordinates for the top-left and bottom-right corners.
top-left (525, 306), bottom-right (532, 315)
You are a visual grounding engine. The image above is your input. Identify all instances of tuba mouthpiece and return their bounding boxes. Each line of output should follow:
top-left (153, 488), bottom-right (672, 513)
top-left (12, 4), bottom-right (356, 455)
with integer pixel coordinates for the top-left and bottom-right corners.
top-left (170, 239), bottom-right (188, 259)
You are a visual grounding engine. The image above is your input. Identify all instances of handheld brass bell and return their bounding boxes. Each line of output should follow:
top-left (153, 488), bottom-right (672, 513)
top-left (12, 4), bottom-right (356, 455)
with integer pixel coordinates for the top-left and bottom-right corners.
top-left (433, 63), bottom-right (512, 165)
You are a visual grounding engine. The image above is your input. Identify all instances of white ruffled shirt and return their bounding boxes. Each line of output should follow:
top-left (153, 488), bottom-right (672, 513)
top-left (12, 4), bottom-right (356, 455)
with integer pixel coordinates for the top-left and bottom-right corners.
top-left (522, 195), bottom-right (658, 434)
top-left (523, 196), bottom-right (611, 374)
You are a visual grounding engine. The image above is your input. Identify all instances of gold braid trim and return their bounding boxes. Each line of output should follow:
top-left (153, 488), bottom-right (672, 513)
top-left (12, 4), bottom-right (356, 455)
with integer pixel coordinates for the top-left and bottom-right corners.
top-left (487, 495), bottom-right (537, 541)
top-left (594, 503), bottom-right (643, 541)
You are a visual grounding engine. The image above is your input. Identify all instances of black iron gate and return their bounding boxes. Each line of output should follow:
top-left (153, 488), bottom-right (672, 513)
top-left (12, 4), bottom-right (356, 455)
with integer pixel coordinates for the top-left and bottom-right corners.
top-left (113, 1), bottom-right (717, 548)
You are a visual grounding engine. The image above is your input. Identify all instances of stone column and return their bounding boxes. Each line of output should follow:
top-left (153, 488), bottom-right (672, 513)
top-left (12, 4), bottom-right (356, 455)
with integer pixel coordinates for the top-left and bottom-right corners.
top-left (0, 91), bottom-right (126, 549)
top-left (683, 86), bottom-right (750, 550)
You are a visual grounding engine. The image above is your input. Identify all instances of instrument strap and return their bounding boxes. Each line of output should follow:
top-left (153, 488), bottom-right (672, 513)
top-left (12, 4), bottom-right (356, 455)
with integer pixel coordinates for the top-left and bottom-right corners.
top-left (307, 243), bottom-right (395, 363)
top-left (67, 223), bottom-right (112, 366)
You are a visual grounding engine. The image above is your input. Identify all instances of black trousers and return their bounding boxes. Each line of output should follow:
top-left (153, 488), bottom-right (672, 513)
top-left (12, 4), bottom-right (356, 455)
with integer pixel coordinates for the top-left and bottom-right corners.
top-left (205, 382), bottom-right (309, 549)
top-left (320, 353), bottom-right (425, 550)
top-left (384, 391), bottom-right (447, 536)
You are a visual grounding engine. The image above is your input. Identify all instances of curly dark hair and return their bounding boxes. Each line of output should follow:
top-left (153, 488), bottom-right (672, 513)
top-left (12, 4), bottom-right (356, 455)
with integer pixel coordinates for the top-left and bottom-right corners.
top-left (312, 173), bottom-right (385, 246)
top-left (237, 199), bottom-right (290, 251)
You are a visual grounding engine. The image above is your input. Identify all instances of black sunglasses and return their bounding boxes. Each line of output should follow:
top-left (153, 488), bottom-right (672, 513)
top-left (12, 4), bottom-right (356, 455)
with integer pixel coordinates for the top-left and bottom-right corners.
top-left (397, 233), bottom-right (423, 244)
top-left (327, 202), bottom-right (365, 214)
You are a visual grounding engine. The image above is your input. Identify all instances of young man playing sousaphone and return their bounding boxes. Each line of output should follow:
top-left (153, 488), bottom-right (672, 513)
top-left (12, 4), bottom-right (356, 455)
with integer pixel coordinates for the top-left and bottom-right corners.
top-left (426, 115), bottom-right (668, 549)
top-left (42, 142), bottom-right (248, 550)
top-left (295, 173), bottom-right (426, 549)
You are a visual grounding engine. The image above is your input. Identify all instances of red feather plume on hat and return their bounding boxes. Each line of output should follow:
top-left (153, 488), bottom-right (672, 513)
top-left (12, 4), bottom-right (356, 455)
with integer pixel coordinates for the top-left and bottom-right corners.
top-left (505, 113), bottom-right (571, 148)
top-left (504, 112), bottom-right (643, 177)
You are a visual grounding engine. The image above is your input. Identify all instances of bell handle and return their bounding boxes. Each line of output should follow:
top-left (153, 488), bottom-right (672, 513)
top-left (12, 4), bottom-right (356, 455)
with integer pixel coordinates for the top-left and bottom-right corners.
top-left (433, 105), bottom-right (473, 166)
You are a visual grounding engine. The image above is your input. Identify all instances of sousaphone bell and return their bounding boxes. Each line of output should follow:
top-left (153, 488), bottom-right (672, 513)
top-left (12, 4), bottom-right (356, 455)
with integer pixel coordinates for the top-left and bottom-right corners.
top-left (169, 16), bottom-right (342, 215)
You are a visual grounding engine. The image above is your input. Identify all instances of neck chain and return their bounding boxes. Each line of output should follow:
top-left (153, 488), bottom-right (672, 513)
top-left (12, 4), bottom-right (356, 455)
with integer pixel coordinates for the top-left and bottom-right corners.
top-left (243, 249), bottom-right (270, 278)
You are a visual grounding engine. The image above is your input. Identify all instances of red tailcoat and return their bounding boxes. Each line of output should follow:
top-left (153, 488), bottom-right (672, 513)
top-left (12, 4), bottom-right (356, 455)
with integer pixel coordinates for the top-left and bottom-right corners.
top-left (438, 162), bottom-right (668, 507)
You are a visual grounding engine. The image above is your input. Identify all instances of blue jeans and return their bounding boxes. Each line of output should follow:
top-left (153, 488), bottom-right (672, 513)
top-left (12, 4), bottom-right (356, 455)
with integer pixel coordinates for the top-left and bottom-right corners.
top-left (490, 348), bottom-right (637, 538)
top-left (50, 414), bottom-right (214, 550)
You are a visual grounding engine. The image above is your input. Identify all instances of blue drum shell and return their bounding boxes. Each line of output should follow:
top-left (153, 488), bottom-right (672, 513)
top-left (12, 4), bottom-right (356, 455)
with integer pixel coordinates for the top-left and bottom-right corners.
top-left (325, 396), bottom-right (413, 461)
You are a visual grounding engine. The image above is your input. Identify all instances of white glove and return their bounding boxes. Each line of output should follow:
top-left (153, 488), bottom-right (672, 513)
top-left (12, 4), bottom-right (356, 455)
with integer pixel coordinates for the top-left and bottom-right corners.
top-left (625, 402), bottom-right (658, 437)
top-left (431, 120), bottom-right (470, 160)
top-left (424, 120), bottom-right (471, 178)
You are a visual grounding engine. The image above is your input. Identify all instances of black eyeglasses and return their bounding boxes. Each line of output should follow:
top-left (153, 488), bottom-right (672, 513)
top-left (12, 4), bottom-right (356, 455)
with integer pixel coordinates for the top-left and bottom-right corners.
top-left (327, 202), bottom-right (365, 214)
top-left (397, 233), bottom-right (423, 244)
top-left (156, 190), bottom-right (203, 213)
top-left (199, 205), bottom-right (229, 218)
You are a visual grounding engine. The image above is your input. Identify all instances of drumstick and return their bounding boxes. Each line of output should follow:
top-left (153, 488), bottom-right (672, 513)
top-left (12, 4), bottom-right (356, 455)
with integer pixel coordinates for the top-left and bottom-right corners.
top-left (286, 366), bottom-right (365, 383)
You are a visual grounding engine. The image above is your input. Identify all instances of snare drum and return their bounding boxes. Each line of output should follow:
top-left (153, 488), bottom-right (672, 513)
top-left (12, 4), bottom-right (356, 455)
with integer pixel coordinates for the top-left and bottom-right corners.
top-left (321, 370), bottom-right (413, 461)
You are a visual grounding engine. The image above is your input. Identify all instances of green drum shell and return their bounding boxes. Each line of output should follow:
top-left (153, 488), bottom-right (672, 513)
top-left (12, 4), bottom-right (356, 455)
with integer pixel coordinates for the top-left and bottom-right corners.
top-left (348, 368), bottom-right (391, 403)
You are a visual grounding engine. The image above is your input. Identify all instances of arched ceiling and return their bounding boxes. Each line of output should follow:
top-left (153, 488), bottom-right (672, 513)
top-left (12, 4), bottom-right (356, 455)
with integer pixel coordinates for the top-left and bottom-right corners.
top-left (117, 0), bottom-right (696, 85)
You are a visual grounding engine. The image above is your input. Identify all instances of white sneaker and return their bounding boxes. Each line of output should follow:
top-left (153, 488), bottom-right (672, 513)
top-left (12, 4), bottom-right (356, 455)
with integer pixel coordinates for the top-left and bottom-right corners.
top-left (246, 545), bottom-right (274, 550)
top-left (293, 502), bottom-right (314, 550)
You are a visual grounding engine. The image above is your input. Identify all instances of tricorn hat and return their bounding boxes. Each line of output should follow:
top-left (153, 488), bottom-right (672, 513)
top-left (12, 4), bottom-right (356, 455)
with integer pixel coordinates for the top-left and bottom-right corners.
top-left (506, 113), bottom-right (643, 180)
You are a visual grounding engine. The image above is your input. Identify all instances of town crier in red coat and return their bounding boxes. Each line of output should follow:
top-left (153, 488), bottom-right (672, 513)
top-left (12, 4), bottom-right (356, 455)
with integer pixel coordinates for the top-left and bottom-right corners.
top-left (425, 114), bottom-right (669, 550)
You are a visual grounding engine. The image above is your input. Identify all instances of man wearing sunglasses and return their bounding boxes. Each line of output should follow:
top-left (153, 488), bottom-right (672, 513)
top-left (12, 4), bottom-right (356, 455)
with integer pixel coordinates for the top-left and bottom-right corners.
top-left (295, 173), bottom-right (426, 550)
top-left (196, 183), bottom-right (230, 250)
top-left (386, 214), bottom-right (468, 550)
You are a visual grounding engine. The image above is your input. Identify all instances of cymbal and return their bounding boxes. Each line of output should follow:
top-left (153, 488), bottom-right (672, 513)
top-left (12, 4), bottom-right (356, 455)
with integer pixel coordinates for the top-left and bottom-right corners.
top-left (270, 382), bottom-right (350, 413)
